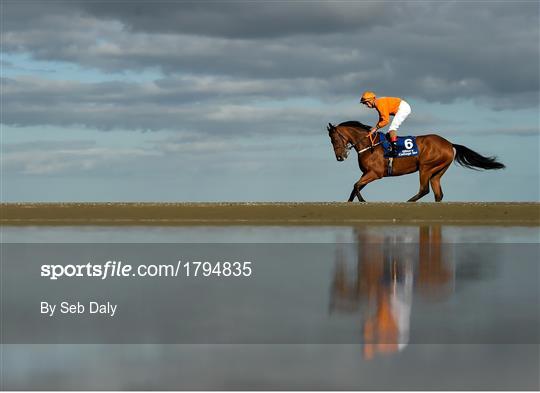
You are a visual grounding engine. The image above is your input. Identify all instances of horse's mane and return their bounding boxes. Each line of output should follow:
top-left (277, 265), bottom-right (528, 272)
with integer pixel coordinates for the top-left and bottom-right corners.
top-left (338, 121), bottom-right (370, 131)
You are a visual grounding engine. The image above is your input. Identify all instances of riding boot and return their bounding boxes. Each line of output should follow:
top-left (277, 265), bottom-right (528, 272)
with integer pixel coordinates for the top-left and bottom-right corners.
top-left (390, 141), bottom-right (398, 156)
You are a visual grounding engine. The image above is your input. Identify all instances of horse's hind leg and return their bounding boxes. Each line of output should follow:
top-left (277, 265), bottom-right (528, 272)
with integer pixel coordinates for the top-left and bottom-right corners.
top-left (407, 168), bottom-right (431, 202)
top-left (430, 163), bottom-right (451, 202)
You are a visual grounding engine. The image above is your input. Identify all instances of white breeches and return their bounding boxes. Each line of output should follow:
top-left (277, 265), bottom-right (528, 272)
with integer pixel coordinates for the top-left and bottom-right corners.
top-left (389, 100), bottom-right (411, 132)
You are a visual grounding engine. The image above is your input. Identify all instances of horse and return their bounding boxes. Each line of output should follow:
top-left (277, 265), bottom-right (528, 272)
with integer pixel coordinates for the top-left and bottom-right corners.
top-left (327, 121), bottom-right (505, 202)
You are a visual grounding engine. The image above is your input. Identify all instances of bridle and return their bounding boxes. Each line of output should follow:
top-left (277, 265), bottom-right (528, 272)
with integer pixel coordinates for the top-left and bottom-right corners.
top-left (330, 126), bottom-right (382, 155)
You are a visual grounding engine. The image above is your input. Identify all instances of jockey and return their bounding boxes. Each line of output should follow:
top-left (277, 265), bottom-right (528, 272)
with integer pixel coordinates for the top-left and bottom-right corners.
top-left (360, 91), bottom-right (411, 155)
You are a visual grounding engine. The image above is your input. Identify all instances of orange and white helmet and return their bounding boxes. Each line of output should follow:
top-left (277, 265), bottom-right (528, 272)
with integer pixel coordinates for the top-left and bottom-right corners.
top-left (360, 91), bottom-right (376, 103)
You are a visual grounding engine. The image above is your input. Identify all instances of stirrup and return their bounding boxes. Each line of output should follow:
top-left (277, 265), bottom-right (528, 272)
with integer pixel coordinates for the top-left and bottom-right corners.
top-left (387, 157), bottom-right (394, 176)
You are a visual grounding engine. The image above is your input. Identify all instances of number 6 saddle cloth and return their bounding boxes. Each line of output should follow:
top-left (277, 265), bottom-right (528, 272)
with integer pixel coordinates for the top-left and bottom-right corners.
top-left (377, 133), bottom-right (419, 158)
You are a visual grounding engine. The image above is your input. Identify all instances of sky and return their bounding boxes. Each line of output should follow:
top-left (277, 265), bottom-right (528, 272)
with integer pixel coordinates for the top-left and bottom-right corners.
top-left (1, 0), bottom-right (539, 202)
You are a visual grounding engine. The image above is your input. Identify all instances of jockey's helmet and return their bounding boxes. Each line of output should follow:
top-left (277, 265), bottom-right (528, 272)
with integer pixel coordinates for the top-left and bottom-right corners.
top-left (360, 91), bottom-right (376, 103)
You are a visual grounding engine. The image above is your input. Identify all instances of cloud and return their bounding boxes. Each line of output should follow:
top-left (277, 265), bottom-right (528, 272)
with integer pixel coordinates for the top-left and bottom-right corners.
top-left (3, 1), bottom-right (387, 38)
top-left (2, 140), bottom-right (160, 175)
top-left (2, 133), bottom-right (298, 177)
top-left (4, 73), bottom-right (459, 135)
top-left (1, 0), bottom-right (539, 146)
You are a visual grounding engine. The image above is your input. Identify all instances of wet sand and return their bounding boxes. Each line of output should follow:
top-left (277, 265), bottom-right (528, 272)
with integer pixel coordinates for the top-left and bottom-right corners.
top-left (1, 202), bottom-right (538, 225)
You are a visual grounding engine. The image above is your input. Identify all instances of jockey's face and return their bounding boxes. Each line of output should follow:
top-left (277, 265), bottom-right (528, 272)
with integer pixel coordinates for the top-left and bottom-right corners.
top-left (362, 99), bottom-right (375, 108)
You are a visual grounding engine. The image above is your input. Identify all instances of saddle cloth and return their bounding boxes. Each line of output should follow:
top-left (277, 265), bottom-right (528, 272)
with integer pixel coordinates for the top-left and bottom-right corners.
top-left (378, 133), bottom-right (419, 158)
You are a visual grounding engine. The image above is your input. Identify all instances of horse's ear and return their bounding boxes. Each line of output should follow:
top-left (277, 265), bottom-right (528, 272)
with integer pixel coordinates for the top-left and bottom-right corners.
top-left (327, 123), bottom-right (334, 132)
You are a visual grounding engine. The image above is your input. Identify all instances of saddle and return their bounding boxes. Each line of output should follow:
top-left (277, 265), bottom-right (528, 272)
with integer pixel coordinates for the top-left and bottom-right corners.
top-left (377, 133), bottom-right (419, 158)
top-left (376, 133), bottom-right (419, 176)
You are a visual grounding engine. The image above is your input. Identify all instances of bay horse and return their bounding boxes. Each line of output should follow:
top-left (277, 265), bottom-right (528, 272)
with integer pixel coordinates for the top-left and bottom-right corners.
top-left (327, 121), bottom-right (505, 202)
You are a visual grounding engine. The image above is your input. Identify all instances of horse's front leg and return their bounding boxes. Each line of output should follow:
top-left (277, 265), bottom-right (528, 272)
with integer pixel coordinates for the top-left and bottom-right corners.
top-left (347, 172), bottom-right (380, 202)
top-left (348, 185), bottom-right (365, 202)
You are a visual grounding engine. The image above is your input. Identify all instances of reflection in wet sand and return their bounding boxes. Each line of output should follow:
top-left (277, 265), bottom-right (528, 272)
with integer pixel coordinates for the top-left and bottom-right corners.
top-left (2, 225), bottom-right (538, 390)
top-left (331, 226), bottom-right (454, 359)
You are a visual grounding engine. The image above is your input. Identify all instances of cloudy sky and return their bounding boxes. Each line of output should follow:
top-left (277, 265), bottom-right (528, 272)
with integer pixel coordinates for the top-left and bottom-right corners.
top-left (2, 0), bottom-right (539, 202)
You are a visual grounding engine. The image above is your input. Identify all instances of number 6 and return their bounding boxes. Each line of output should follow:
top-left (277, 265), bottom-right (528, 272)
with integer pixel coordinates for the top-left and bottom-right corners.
top-left (404, 139), bottom-right (413, 149)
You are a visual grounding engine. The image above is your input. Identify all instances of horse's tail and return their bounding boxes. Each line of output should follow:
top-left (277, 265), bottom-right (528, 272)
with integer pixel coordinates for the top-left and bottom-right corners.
top-left (452, 144), bottom-right (505, 170)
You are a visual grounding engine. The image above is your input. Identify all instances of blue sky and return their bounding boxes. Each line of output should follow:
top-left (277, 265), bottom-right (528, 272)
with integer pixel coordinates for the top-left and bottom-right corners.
top-left (2, 1), bottom-right (539, 202)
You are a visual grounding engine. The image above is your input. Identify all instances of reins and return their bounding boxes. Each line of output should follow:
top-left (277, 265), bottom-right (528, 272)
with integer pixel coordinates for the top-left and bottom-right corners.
top-left (333, 126), bottom-right (381, 155)
top-left (357, 140), bottom-right (382, 154)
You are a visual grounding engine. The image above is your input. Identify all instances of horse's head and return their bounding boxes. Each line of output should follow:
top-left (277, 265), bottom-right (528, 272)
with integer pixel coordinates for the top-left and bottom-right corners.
top-left (327, 123), bottom-right (349, 162)
top-left (327, 121), bottom-right (372, 161)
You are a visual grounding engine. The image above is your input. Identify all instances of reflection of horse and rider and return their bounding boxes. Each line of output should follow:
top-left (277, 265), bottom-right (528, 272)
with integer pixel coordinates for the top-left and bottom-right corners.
top-left (327, 91), bottom-right (505, 202)
top-left (330, 226), bottom-right (454, 360)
